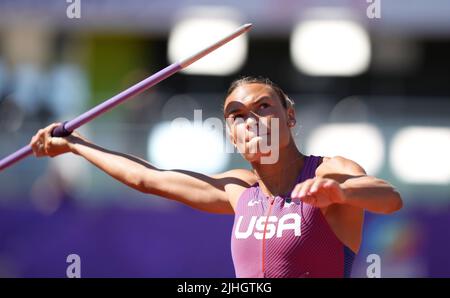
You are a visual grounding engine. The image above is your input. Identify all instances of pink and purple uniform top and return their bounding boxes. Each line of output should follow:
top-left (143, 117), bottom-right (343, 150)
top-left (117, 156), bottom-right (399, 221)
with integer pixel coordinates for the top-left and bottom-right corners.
top-left (231, 155), bottom-right (355, 278)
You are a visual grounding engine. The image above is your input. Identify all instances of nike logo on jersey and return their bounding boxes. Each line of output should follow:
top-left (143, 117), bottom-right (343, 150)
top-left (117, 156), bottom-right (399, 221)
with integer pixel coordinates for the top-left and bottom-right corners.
top-left (247, 199), bottom-right (262, 207)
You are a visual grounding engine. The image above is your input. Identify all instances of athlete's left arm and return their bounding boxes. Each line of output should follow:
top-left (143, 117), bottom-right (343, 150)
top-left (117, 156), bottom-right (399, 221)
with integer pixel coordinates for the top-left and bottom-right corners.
top-left (291, 156), bottom-right (403, 214)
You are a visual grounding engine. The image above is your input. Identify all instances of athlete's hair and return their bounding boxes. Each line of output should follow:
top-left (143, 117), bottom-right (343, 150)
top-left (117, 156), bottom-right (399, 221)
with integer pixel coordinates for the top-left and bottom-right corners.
top-left (225, 76), bottom-right (295, 109)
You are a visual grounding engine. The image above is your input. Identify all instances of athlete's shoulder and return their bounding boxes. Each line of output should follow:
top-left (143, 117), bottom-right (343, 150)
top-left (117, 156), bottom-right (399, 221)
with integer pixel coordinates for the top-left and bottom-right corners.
top-left (212, 169), bottom-right (257, 211)
top-left (316, 155), bottom-right (367, 177)
top-left (212, 168), bottom-right (257, 185)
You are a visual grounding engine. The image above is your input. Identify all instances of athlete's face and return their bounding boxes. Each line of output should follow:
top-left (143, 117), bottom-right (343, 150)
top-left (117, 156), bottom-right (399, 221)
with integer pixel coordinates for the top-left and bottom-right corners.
top-left (224, 83), bottom-right (296, 163)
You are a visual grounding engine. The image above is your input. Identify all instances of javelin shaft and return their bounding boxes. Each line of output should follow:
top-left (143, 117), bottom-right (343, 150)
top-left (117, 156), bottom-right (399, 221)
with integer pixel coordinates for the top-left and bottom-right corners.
top-left (65, 63), bottom-right (181, 133)
top-left (0, 63), bottom-right (183, 172)
top-left (0, 23), bottom-right (253, 172)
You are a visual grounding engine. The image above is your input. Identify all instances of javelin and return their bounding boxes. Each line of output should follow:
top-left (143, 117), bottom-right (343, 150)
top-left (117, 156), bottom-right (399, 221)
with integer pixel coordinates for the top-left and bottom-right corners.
top-left (0, 23), bottom-right (253, 172)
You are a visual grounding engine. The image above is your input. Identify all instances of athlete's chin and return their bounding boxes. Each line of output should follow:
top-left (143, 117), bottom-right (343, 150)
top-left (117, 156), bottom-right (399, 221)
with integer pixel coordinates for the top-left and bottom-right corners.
top-left (242, 151), bottom-right (274, 164)
top-left (236, 136), bottom-right (277, 163)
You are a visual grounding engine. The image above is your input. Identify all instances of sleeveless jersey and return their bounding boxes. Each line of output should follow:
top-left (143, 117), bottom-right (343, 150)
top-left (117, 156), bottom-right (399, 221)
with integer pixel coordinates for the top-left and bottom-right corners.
top-left (231, 155), bottom-right (355, 278)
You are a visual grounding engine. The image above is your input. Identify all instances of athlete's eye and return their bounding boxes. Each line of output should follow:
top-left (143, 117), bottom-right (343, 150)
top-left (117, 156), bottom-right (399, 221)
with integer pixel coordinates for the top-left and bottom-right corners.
top-left (259, 103), bottom-right (269, 110)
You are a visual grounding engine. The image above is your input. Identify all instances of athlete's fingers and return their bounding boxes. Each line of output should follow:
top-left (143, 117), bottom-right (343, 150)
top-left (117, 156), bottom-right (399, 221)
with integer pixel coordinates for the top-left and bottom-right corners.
top-left (30, 135), bottom-right (40, 157)
top-left (34, 129), bottom-right (46, 157)
top-left (322, 179), bottom-right (336, 188)
top-left (35, 141), bottom-right (45, 157)
top-left (298, 179), bottom-right (316, 199)
top-left (37, 128), bottom-right (46, 140)
top-left (300, 193), bottom-right (319, 206)
top-left (309, 179), bottom-right (325, 194)
top-left (30, 123), bottom-right (60, 158)
top-left (291, 183), bottom-right (302, 198)
top-left (322, 179), bottom-right (339, 197)
top-left (43, 123), bottom-right (61, 156)
top-left (30, 134), bottom-right (39, 150)
top-left (291, 180), bottom-right (306, 198)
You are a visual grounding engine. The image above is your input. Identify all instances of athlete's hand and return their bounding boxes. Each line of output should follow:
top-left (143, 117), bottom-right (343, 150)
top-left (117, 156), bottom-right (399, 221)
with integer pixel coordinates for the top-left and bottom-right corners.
top-left (30, 123), bottom-right (83, 158)
top-left (290, 177), bottom-right (345, 208)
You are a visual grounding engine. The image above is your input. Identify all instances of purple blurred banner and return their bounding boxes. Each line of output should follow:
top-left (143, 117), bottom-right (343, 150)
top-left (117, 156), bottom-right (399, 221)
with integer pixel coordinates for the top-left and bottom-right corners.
top-left (0, 198), bottom-right (235, 278)
top-left (1, 196), bottom-right (449, 278)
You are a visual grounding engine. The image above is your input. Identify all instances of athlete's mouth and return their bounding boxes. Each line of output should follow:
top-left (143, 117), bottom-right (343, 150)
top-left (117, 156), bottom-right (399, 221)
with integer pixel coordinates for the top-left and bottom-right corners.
top-left (245, 133), bottom-right (270, 142)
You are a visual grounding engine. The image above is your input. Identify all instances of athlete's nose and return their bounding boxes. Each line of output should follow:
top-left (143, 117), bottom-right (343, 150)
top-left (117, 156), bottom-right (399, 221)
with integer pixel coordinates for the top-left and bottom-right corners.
top-left (245, 112), bottom-right (259, 130)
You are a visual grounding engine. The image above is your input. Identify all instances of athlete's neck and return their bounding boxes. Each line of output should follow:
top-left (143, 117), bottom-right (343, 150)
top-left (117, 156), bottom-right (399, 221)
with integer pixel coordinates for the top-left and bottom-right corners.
top-left (250, 139), bottom-right (305, 198)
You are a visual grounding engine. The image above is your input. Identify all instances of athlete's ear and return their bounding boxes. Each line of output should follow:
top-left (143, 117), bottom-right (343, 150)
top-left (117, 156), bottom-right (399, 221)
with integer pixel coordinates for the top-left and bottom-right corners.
top-left (287, 106), bottom-right (296, 127)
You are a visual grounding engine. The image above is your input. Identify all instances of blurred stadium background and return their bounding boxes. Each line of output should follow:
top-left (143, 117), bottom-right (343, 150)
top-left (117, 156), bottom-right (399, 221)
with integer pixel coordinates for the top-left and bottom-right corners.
top-left (0, 0), bottom-right (449, 277)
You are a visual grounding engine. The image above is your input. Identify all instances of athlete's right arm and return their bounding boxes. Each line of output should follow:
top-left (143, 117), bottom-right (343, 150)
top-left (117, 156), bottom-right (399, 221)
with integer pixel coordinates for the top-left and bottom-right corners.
top-left (30, 123), bottom-right (254, 214)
